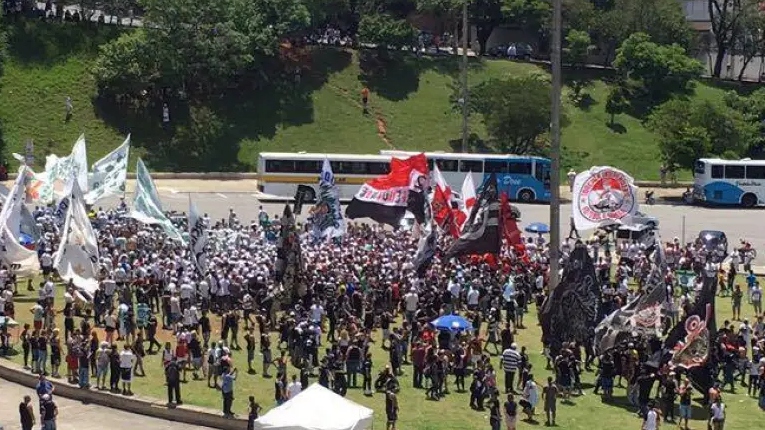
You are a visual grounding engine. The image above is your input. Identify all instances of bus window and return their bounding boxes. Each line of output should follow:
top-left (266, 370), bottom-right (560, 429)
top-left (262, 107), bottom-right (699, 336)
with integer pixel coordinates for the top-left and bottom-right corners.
top-left (369, 162), bottom-right (390, 175)
top-left (508, 161), bottom-right (532, 175)
top-left (711, 165), bottom-right (723, 179)
top-left (746, 165), bottom-right (765, 179)
top-left (485, 160), bottom-right (509, 173)
top-left (724, 165), bottom-right (745, 179)
top-left (459, 160), bottom-right (483, 173)
top-left (436, 159), bottom-right (458, 172)
top-left (330, 161), bottom-right (351, 174)
top-left (427, 159), bottom-right (435, 171)
top-left (266, 160), bottom-right (295, 173)
top-left (294, 160), bottom-right (320, 173)
top-left (694, 161), bottom-right (706, 175)
top-left (350, 162), bottom-right (368, 174)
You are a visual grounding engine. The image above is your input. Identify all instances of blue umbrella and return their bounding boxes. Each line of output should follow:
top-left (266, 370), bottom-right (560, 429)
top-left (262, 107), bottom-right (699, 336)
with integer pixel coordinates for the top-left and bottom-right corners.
top-left (431, 314), bottom-right (473, 331)
top-left (19, 233), bottom-right (35, 250)
top-left (524, 222), bottom-right (550, 234)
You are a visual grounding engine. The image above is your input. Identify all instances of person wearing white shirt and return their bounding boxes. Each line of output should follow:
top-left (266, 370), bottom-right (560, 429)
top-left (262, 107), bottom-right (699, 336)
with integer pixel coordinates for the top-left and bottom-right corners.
top-left (642, 401), bottom-right (660, 430)
top-left (40, 252), bottom-right (54, 276)
top-left (287, 374), bottom-right (302, 399)
top-left (466, 286), bottom-right (480, 310)
top-left (119, 345), bottom-right (136, 395)
top-left (709, 398), bottom-right (725, 430)
top-left (310, 301), bottom-right (324, 324)
top-left (751, 283), bottom-right (763, 315)
top-left (403, 288), bottom-right (419, 324)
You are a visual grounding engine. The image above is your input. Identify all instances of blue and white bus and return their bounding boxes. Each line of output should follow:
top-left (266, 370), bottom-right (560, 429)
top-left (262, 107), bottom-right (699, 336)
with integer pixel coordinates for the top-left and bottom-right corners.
top-left (693, 158), bottom-right (765, 207)
top-left (380, 150), bottom-right (552, 203)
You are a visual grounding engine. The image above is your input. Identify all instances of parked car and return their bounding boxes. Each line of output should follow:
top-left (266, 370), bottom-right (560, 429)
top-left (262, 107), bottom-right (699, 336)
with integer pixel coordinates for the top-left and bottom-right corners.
top-left (486, 43), bottom-right (534, 60)
top-left (632, 211), bottom-right (659, 229)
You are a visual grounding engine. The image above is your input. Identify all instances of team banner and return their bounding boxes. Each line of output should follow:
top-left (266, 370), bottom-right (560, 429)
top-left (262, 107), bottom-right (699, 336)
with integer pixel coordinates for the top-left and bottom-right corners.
top-left (53, 181), bottom-right (100, 297)
top-left (86, 135), bottom-right (130, 205)
top-left (454, 173), bottom-right (476, 233)
top-left (188, 197), bottom-right (208, 274)
top-left (413, 194), bottom-right (438, 276)
top-left (572, 166), bottom-right (638, 231)
top-left (0, 167), bottom-right (40, 275)
top-left (445, 173), bottom-right (501, 258)
top-left (31, 134), bottom-right (89, 205)
top-left (310, 159), bottom-right (345, 240)
top-left (129, 158), bottom-right (185, 243)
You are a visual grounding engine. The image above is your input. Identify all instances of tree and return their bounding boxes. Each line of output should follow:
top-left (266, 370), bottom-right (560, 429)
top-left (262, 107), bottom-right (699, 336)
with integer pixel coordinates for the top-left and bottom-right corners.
top-left (93, 0), bottom-right (311, 98)
top-left (357, 13), bottom-right (417, 55)
top-left (733, 1), bottom-right (765, 81)
top-left (614, 33), bottom-right (703, 108)
top-left (470, 0), bottom-right (505, 56)
top-left (605, 84), bottom-right (629, 126)
top-left (649, 98), bottom-right (756, 170)
top-left (468, 73), bottom-right (554, 154)
top-left (708, 0), bottom-right (760, 78)
top-left (564, 29), bottom-right (591, 66)
top-left (92, 30), bottom-right (157, 96)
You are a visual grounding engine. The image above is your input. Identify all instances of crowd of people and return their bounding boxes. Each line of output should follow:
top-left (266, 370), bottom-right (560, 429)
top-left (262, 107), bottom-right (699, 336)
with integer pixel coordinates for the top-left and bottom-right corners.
top-left (0, 200), bottom-right (764, 430)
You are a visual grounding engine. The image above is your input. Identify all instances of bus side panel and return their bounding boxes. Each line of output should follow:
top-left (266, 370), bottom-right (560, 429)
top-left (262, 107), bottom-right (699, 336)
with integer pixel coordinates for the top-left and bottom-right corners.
top-left (703, 181), bottom-right (744, 205)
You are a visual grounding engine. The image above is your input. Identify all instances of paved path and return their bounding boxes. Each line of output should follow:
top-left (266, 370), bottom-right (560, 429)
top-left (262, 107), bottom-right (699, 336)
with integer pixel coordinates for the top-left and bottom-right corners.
top-left (0, 379), bottom-right (214, 430)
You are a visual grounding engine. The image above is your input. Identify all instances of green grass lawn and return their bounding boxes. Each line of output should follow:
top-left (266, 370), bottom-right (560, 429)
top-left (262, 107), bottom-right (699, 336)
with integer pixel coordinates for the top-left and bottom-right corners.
top-left (0, 19), bottom-right (732, 179)
top-left (3, 278), bottom-right (763, 430)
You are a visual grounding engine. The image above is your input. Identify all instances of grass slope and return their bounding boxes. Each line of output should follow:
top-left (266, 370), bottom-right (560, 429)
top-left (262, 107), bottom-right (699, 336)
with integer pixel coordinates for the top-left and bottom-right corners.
top-left (0, 19), bottom-right (732, 178)
top-left (3, 278), bottom-right (763, 430)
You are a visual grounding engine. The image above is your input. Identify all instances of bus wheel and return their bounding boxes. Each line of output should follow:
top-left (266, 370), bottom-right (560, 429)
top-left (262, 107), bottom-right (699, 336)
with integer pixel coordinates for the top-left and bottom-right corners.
top-left (741, 193), bottom-right (757, 208)
top-left (518, 189), bottom-right (535, 203)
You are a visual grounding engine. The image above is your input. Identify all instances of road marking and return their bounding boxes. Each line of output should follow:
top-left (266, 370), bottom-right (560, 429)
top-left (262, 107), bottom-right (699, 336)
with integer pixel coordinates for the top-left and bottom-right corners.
top-left (216, 193), bottom-right (228, 199)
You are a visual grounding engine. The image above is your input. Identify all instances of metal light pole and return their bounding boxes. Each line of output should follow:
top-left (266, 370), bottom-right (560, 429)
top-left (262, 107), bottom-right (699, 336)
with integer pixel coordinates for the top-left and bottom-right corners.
top-left (460, 0), bottom-right (469, 153)
top-left (548, 0), bottom-right (563, 290)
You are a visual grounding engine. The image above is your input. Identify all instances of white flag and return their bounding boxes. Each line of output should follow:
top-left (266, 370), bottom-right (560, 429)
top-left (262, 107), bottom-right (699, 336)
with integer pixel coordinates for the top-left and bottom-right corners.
top-left (86, 135), bottom-right (130, 205)
top-left (572, 166), bottom-right (639, 231)
top-left (129, 158), bottom-right (185, 243)
top-left (188, 197), bottom-right (208, 274)
top-left (310, 159), bottom-right (345, 240)
top-left (0, 167), bottom-right (40, 276)
top-left (35, 134), bottom-right (89, 204)
top-left (53, 180), bottom-right (100, 297)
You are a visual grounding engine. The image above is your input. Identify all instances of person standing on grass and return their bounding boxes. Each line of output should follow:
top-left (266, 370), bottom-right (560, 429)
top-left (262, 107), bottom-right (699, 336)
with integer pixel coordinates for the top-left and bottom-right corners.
top-left (222, 366), bottom-right (238, 417)
top-left (501, 343), bottom-right (521, 394)
top-left (752, 282), bottom-right (762, 315)
top-left (677, 379), bottom-right (692, 430)
top-left (385, 388), bottom-right (398, 430)
top-left (732, 285), bottom-right (743, 321)
top-left (64, 96), bottom-right (73, 122)
top-left (542, 376), bottom-right (558, 426)
top-left (709, 396), bottom-right (725, 430)
top-left (488, 391), bottom-right (502, 430)
top-left (361, 87), bottom-right (370, 114)
top-left (165, 358), bottom-right (182, 406)
top-left (287, 373), bottom-right (302, 399)
top-left (119, 343), bottom-right (136, 395)
top-left (504, 393), bottom-right (518, 430)
top-left (642, 400), bottom-right (661, 430)
top-left (19, 395), bottom-right (35, 430)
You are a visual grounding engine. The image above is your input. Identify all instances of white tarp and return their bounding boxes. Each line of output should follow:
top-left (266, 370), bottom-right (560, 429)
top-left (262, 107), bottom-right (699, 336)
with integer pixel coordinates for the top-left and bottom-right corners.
top-left (129, 158), bottom-right (184, 243)
top-left (254, 384), bottom-right (373, 430)
top-left (188, 197), bottom-right (208, 274)
top-left (572, 166), bottom-right (639, 231)
top-left (0, 167), bottom-right (40, 275)
top-left (53, 180), bottom-right (100, 296)
top-left (86, 134), bottom-right (130, 205)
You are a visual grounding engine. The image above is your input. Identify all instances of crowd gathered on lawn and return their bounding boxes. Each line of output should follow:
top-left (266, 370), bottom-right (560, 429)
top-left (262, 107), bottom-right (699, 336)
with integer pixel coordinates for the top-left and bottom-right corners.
top-left (0, 201), bottom-right (764, 430)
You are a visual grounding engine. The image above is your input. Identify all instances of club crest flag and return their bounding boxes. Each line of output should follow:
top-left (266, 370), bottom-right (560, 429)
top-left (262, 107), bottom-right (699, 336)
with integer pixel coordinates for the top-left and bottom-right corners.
top-left (0, 167), bottom-right (40, 276)
top-left (86, 135), bottom-right (130, 204)
top-left (188, 198), bottom-right (208, 274)
top-left (310, 159), bottom-right (345, 240)
top-left (54, 181), bottom-right (100, 297)
top-left (32, 134), bottom-right (89, 205)
top-left (129, 158), bottom-right (185, 243)
top-left (572, 166), bottom-right (638, 231)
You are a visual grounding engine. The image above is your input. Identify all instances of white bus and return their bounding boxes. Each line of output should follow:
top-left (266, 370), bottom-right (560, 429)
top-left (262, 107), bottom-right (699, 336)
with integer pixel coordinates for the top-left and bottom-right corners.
top-left (257, 151), bottom-right (552, 202)
top-left (693, 158), bottom-right (765, 207)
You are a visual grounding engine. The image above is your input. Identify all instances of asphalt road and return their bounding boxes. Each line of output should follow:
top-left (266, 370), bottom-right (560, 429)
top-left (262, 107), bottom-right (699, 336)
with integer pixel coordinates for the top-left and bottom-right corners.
top-left (94, 190), bottom-right (764, 262)
top-left (0, 379), bottom-right (214, 430)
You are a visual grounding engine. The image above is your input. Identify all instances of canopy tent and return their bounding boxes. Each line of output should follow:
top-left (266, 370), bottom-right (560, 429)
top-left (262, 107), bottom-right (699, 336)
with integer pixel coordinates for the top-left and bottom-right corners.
top-left (254, 384), bottom-right (373, 430)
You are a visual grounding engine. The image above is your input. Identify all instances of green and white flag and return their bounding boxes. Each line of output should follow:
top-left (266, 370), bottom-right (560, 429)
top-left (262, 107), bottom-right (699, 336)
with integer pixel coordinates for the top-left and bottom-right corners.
top-left (37, 134), bottom-right (89, 205)
top-left (85, 135), bottom-right (130, 205)
top-left (129, 158), bottom-right (185, 243)
top-left (54, 180), bottom-right (100, 297)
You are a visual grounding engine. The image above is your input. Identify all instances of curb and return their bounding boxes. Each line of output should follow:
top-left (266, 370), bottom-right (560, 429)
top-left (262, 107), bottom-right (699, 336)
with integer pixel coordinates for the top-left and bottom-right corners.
top-left (0, 359), bottom-right (247, 430)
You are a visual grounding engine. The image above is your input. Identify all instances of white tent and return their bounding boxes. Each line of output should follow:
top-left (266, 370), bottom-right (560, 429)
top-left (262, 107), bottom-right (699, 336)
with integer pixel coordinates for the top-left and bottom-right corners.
top-left (254, 384), bottom-right (374, 430)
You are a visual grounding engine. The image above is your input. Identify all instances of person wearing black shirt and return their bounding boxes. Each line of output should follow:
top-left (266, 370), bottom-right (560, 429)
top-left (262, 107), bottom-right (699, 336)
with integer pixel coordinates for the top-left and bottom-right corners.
top-left (19, 395), bottom-right (35, 430)
top-left (488, 392), bottom-right (501, 430)
top-left (63, 303), bottom-right (75, 342)
top-left (109, 345), bottom-right (121, 392)
top-left (165, 359), bottom-right (182, 405)
top-left (274, 372), bottom-right (286, 405)
top-left (346, 342), bottom-right (362, 388)
top-left (662, 374), bottom-right (677, 422)
top-left (200, 312), bottom-right (212, 349)
top-left (385, 390), bottom-right (398, 430)
top-left (500, 323), bottom-right (514, 352)
top-left (362, 352), bottom-right (373, 396)
top-left (146, 316), bottom-right (161, 354)
top-left (504, 394), bottom-right (518, 430)
top-left (245, 330), bottom-right (256, 373)
top-left (247, 396), bottom-right (262, 430)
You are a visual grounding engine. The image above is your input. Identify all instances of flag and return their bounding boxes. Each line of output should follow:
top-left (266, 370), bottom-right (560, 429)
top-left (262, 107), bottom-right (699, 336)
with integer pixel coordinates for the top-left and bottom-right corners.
top-left (30, 135), bottom-right (89, 204)
top-left (188, 197), bottom-right (208, 274)
top-left (454, 173), bottom-right (477, 232)
top-left (407, 156), bottom-right (429, 224)
top-left (540, 244), bottom-right (600, 356)
top-left (129, 158), bottom-right (185, 243)
top-left (53, 180), bottom-right (100, 298)
top-left (412, 187), bottom-right (437, 276)
top-left (430, 164), bottom-right (457, 236)
top-left (572, 166), bottom-right (639, 231)
top-left (294, 185), bottom-right (313, 215)
top-left (663, 275), bottom-right (717, 395)
top-left (275, 205), bottom-right (303, 300)
top-left (310, 159), bottom-right (345, 240)
top-left (86, 135), bottom-right (130, 205)
top-left (346, 154), bottom-right (428, 227)
top-left (445, 173), bottom-right (501, 258)
top-left (500, 192), bottom-right (522, 248)
top-left (0, 167), bottom-right (40, 275)
top-left (594, 241), bottom-right (668, 353)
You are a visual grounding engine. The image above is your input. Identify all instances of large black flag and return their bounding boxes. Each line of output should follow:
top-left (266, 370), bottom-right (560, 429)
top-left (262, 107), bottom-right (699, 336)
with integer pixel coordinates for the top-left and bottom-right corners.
top-left (663, 275), bottom-right (717, 396)
top-left (445, 173), bottom-right (501, 258)
top-left (594, 239), bottom-right (668, 354)
top-left (540, 244), bottom-right (600, 357)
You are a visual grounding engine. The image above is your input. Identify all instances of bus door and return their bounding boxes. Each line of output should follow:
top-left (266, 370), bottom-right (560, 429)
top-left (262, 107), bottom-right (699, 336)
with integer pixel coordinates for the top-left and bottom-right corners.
top-left (534, 161), bottom-right (552, 201)
top-left (506, 160), bottom-right (533, 201)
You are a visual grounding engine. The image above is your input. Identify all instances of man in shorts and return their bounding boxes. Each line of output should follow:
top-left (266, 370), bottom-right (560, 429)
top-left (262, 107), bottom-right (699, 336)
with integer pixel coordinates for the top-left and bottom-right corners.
top-left (119, 343), bottom-right (135, 395)
top-left (678, 379), bottom-right (693, 430)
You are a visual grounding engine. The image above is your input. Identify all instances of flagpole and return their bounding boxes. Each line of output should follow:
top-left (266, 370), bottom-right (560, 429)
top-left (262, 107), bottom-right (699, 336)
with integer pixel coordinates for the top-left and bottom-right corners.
top-left (548, 0), bottom-right (563, 290)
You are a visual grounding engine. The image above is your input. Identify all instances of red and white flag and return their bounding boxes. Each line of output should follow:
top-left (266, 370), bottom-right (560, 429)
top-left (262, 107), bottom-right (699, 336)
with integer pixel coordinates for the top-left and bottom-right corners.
top-left (431, 165), bottom-right (457, 236)
top-left (454, 173), bottom-right (477, 232)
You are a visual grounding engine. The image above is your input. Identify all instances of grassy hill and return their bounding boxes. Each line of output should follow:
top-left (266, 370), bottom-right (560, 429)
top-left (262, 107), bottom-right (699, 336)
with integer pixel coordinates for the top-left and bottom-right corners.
top-left (0, 19), bottom-right (737, 179)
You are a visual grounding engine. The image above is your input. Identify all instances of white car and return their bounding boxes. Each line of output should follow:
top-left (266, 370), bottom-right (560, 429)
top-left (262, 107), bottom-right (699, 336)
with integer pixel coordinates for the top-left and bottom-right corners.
top-left (632, 211), bottom-right (659, 229)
